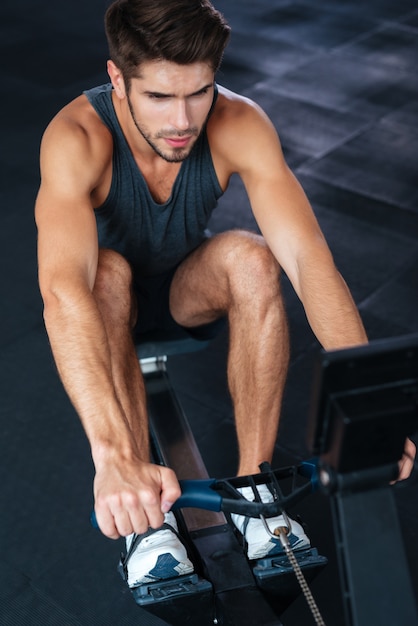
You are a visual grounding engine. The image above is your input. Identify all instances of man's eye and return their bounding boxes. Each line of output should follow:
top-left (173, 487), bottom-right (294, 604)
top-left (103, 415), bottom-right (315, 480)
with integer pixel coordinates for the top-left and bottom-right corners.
top-left (194, 89), bottom-right (209, 97)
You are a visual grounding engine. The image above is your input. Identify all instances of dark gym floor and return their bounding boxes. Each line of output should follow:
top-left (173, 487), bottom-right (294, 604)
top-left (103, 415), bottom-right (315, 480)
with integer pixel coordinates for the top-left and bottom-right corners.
top-left (1, 1), bottom-right (417, 624)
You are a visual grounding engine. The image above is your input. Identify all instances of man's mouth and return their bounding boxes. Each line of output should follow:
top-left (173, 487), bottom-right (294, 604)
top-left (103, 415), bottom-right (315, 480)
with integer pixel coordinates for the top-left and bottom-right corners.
top-left (164, 136), bottom-right (193, 148)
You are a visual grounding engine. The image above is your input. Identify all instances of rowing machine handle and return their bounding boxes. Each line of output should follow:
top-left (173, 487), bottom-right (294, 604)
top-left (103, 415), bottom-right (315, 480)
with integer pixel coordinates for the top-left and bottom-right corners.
top-left (172, 478), bottom-right (222, 511)
top-left (90, 478), bottom-right (221, 529)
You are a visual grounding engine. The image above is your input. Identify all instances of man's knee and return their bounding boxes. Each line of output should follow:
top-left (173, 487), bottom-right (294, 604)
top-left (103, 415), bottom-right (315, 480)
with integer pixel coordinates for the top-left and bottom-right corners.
top-left (94, 249), bottom-right (135, 323)
top-left (223, 231), bottom-right (281, 301)
top-left (95, 249), bottom-right (133, 293)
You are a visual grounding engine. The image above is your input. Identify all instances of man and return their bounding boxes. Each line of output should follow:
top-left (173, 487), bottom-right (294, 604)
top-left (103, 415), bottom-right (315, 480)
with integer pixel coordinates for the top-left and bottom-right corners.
top-left (35, 0), bottom-right (414, 588)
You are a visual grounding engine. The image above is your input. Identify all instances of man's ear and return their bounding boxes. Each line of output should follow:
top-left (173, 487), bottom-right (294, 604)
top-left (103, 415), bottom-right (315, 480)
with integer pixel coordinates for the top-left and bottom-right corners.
top-left (107, 60), bottom-right (126, 99)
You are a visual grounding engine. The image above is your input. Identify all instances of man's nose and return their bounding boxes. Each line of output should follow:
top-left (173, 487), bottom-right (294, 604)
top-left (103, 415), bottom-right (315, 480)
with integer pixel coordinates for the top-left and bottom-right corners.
top-left (170, 100), bottom-right (190, 131)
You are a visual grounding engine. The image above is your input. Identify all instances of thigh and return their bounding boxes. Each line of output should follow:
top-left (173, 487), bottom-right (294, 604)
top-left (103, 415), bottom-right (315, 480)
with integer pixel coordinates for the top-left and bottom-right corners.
top-left (169, 229), bottom-right (271, 327)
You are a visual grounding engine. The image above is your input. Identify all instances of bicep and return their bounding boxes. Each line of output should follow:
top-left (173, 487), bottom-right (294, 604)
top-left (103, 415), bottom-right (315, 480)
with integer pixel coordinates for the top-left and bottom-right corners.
top-left (224, 101), bottom-right (327, 262)
top-left (35, 123), bottom-right (100, 295)
top-left (216, 95), bottom-right (334, 291)
top-left (36, 189), bottom-right (99, 296)
top-left (243, 156), bottom-right (331, 293)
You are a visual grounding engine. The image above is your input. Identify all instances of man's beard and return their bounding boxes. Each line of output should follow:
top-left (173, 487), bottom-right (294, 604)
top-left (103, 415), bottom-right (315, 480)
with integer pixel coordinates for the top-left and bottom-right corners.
top-left (127, 94), bottom-right (200, 163)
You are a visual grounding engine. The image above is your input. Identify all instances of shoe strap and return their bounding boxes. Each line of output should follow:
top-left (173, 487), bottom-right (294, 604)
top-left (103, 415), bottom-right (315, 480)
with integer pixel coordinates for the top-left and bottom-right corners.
top-left (119, 521), bottom-right (182, 581)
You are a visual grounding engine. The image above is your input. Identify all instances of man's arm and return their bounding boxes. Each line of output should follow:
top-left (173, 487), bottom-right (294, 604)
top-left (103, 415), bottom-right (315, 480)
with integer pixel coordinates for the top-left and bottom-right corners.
top-left (35, 108), bottom-right (179, 537)
top-left (213, 93), bottom-right (367, 350)
top-left (249, 163), bottom-right (368, 350)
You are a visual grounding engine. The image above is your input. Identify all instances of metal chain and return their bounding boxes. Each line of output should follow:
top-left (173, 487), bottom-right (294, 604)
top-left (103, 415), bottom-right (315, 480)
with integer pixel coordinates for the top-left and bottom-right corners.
top-left (260, 516), bottom-right (326, 626)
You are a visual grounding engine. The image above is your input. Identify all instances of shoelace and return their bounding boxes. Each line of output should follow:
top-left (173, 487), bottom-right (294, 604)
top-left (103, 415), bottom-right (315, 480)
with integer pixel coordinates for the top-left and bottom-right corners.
top-left (121, 522), bottom-right (179, 578)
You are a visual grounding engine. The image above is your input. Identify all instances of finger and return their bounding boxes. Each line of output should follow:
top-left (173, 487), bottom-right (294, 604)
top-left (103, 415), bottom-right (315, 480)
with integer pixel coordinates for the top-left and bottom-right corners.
top-left (139, 488), bottom-right (166, 529)
top-left (124, 495), bottom-right (154, 535)
top-left (398, 438), bottom-right (416, 481)
top-left (405, 438), bottom-right (416, 460)
top-left (159, 467), bottom-right (181, 516)
top-left (95, 506), bottom-right (120, 540)
top-left (112, 507), bottom-right (136, 538)
top-left (398, 454), bottom-right (414, 481)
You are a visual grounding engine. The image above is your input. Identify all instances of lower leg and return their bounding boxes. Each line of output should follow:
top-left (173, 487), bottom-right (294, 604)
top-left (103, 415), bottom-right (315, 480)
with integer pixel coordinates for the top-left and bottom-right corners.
top-left (170, 231), bottom-right (290, 476)
top-left (227, 263), bottom-right (289, 476)
top-left (226, 254), bottom-right (311, 557)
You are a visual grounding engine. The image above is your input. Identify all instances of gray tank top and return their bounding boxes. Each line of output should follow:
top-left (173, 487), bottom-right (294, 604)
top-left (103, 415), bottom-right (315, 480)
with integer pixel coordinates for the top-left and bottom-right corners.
top-left (84, 83), bottom-right (223, 277)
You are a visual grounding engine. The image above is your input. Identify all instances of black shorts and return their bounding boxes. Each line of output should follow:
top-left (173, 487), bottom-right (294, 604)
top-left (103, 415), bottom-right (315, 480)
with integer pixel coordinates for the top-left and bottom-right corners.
top-left (132, 267), bottom-right (225, 344)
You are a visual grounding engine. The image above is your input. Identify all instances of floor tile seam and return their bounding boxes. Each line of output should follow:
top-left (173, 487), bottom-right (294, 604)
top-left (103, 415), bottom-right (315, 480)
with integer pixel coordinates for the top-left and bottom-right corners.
top-left (296, 175), bottom-right (418, 242)
top-left (327, 54), bottom-right (418, 83)
top-left (245, 79), bottom-right (373, 124)
top-left (297, 173), bottom-right (413, 215)
top-left (359, 305), bottom-right (418, 333)
top-left (258, 0), bottom-right (383, 31)
top-left (247, 113), bottom-right (378, 170)
top-left (231, 15), bottom-right (393, 58)
top-left (291, 118), bottom-right (378, 169)
top-left (356, 253), bottom-right (418, 312)
top-left (378, 115), bottom-right (418, 138)
top-left (225, 41), bottom-right (325, 74)
top-left (381, 19), bottom-right (418, 35)
top-left (328, 19), bottom-right (418, 56)
top-left (297, 170), bottom-right (418, 236)
top-left (295, 144), bottom-right (418, 189)
top-left (241, 52), bottom-right (326, 93)
top-left (328, 205), bottom-right (418, 244)
top-left (292, 30), bottom-right (418, 80)
top-left (324, 49), bottom-right (418, 83)
top-left (399, 7), bottom-right (418, 24)
top-left (227, 32), bottom-right (336, 70)
top-left (252, 67), bottom-right (418, 120)
top-left (292, 117), bottom-right (377, 164)
top-left (266, 7), bottom-right (389, 55)
top-left (245, 79), bottom-right (368, 123)
top-left (267, 86), bottom-right (418, 145)
top-left (298, 161), bottom-right (418, 207)
top-left (295, 2), bottom-right (418, 28)
top-left (242, 30), bottom-right (374, 59)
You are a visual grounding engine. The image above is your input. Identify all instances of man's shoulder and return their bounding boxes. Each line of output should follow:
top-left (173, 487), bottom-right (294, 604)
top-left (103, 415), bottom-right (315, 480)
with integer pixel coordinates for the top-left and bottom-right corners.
top-left (208, 85), bottom-right (277, 173)
top-left (50, 92), bottom-right (109, 137)
top-left (214, 85), bottom-right (259, 120)
top-left (211, 85), bottom-right (273, 142)
top-left (43, 93), bottom-right (113, 161)
top-left (39, 92), bottom-right (113, 194)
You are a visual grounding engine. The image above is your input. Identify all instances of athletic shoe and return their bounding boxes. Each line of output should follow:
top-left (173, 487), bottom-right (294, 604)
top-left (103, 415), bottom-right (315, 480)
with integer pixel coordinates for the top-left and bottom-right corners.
top-left (121, 511), bottom-right (194, 588)
top-left (231, 484), bottom-right (310, 560)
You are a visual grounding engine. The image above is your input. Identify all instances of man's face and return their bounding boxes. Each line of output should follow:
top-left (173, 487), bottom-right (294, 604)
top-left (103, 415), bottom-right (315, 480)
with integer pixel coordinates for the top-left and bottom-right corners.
top-left (125, 60), bottom-right (215, 163)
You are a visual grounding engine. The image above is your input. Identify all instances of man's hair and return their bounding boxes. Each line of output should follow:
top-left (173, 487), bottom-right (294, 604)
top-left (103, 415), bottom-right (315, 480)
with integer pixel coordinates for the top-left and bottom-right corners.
top-left (105, 0), bottom-right (230, 86)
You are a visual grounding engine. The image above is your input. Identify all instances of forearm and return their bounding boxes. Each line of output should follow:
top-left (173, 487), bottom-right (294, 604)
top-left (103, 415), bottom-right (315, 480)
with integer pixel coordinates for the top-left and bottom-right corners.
top-left (298, 259), bottom-right (368, 350)
top-left (42, 287), bottom-right (180, 536)
top-left (42, 287), bottom-right (138, 464)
